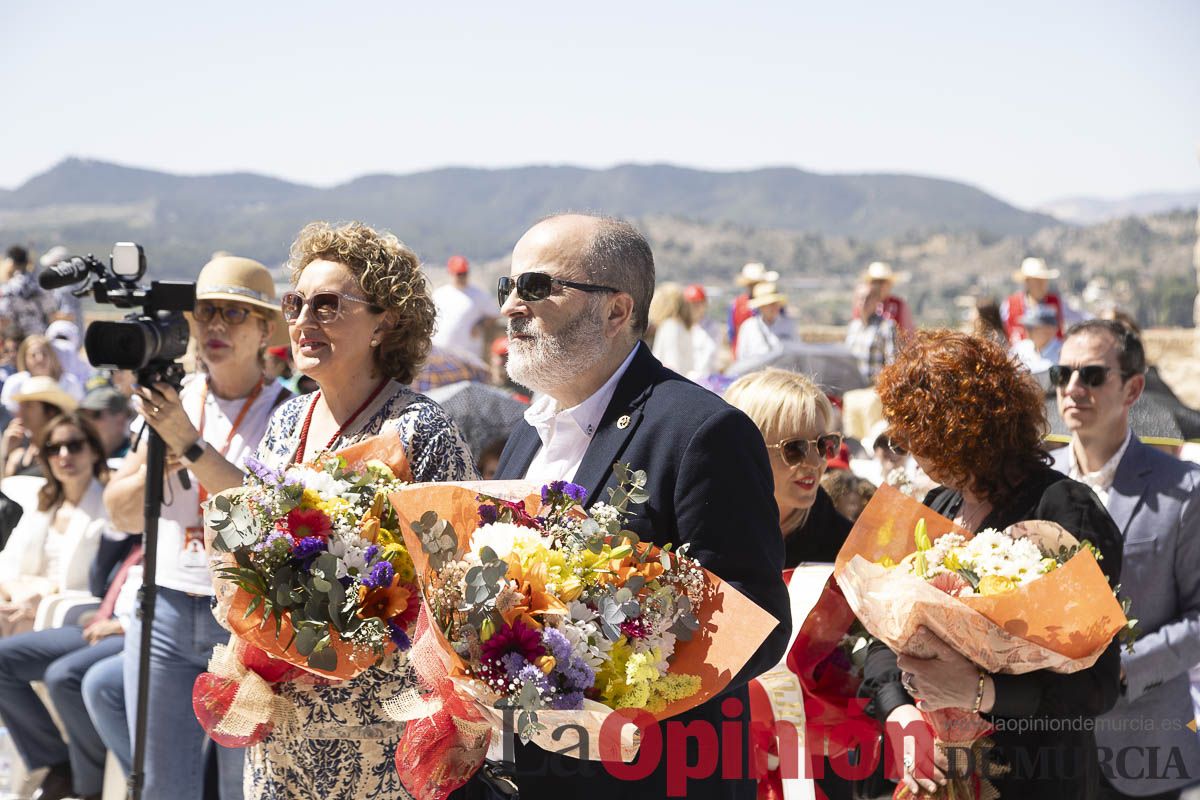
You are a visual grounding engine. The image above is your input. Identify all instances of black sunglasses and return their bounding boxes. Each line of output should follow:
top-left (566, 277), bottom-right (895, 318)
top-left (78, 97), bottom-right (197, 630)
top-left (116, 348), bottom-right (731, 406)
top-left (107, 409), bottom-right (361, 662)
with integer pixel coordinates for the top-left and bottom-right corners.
top-left (47, 438), bottom-right (88, 456)
top-left (497, 273), bottom-right (620, 307)
top-left (281, 291), bottom-right (384, 324)
top-left (194, 302), bottom-right (253, 325)
top-left (1048, 364), bottom-right (1129, 389)
top-left (767, 433), bottom-right (843, 467)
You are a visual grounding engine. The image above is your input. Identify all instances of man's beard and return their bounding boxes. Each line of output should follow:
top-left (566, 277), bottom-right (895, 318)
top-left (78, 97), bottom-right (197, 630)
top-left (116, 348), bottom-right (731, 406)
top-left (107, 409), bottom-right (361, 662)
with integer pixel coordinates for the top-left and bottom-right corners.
top-left (506, 300), bottom-right (608, 397)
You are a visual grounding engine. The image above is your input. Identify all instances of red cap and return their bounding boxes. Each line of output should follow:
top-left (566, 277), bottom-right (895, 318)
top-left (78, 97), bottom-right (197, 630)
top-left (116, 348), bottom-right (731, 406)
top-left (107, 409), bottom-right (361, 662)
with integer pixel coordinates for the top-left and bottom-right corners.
top-left (267, 345), bottom-right (290, 360)
top-left (448, 255), bottom-right (469, 275)
top-left (826, 442), bottom-right (851, 471)
top-left (683, 284), bottom-right (706, 303)
top-left (491, 336), bottom-right (509, 357)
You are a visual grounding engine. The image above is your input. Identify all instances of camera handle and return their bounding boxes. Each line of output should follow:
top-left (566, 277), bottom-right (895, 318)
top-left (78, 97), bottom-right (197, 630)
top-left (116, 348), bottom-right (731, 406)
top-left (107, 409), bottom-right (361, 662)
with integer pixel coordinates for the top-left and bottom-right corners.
top-left (127, 424), bottom-right (166, 800)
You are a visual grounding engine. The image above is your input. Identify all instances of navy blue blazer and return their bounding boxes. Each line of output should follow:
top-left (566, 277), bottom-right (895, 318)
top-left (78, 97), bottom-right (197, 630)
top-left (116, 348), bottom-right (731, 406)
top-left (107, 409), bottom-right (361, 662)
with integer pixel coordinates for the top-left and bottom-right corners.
top-left (490, 344), bottom-right (791, 800)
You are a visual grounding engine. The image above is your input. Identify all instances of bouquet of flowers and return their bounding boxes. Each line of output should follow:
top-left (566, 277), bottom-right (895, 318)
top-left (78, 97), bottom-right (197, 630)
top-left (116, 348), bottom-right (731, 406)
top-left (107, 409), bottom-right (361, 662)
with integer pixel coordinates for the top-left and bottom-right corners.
top-left (385, 465), bottom-right (780, 800)
top-left (834, 484), bottom-right (1130, 799)
top-left (192, 431), bottom-right (419, 747)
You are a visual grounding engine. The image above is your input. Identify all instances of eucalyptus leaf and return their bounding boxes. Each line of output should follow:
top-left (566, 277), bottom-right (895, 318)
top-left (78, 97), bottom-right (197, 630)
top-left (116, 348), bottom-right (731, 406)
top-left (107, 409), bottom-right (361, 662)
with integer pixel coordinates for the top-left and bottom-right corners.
top-left (295, 626), bottom-right (319, 656)
top-left (307, 646), bottom-right (337, 672)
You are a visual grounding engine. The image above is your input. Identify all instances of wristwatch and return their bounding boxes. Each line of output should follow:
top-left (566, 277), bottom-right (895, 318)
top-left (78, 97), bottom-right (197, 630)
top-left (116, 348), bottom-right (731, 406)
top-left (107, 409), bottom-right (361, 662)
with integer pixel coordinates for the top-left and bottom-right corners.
top-left (180, 439), bottom-right (207, 466)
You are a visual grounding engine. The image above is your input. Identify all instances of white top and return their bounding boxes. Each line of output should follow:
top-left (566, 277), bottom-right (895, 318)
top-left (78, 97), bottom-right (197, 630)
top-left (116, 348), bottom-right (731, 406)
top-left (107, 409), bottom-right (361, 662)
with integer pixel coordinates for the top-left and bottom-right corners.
top-left (1012, 337), bottom-right (1063, 376)
top-left (431, 282), bottom-right (494, 359)
top-left (522, 344), bottom-right (640, 486)
top-left (0, 479), bottom-right (106, 592)
top-left (151, 376), bottom-right (280, 595)
top-left (735, 315), bottom-right (781, 362)
top-left (1067, 430), bottom-right (1133, 509)
top-left (650, 317), bottom-right (694, 376)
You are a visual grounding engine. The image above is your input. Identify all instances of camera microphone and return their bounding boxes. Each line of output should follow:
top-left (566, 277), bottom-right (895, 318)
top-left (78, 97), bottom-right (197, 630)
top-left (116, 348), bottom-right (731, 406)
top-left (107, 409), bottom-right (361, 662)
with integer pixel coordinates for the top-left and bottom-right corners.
top-left (39, 257), bottom-right (93, 290)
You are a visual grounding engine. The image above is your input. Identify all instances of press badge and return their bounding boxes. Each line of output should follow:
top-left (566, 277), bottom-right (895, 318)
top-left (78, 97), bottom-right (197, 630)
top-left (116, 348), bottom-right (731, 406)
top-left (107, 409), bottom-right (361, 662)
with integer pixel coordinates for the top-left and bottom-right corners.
top-left (181, 527), bottom-right (208, 568)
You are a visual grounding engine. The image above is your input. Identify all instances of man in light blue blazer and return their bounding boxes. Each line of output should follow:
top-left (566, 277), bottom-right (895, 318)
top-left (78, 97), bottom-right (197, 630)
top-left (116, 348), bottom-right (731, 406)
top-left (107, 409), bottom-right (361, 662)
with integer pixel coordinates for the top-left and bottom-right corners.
top-left (1051, 319), bottom-right (1200, 799)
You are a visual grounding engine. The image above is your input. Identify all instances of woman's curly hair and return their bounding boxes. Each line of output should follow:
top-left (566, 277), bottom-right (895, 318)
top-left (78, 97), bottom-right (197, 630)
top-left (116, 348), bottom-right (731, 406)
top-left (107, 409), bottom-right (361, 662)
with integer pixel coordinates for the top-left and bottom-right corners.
top-left (875, 329), bottom-right (1049, 505)
top-left (288, 221), bottom-right (434, 384)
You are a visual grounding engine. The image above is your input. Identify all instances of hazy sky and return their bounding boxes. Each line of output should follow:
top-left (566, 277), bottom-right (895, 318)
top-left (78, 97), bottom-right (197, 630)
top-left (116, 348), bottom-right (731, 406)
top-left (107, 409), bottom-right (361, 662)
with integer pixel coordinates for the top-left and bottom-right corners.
top-left (4, 1), bottom-right (1198, 208)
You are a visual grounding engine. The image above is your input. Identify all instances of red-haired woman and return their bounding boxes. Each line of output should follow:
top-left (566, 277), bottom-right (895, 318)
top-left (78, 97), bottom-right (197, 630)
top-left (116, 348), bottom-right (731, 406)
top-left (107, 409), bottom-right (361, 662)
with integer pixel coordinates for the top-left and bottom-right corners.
top-left (859, 330), bottom-right (1123, 799)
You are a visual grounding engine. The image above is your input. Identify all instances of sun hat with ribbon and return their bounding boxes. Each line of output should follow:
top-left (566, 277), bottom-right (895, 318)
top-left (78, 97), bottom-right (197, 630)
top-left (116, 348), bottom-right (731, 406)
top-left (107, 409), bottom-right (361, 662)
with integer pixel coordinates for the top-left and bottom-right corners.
top-left (747, 281), bottom-right (787, 310)
top-left (13, 375), bottom-right (79, 413)
top-left (195, 256), bottom-right (280, 316)
top-left (1013, 257), bottom-right (1060, 282)
top-left (736, 262), bottom-right (780, 286)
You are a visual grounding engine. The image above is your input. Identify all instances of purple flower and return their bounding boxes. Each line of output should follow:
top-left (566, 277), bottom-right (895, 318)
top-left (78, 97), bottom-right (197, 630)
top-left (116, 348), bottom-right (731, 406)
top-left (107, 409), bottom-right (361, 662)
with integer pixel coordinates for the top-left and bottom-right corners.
top-left (541, 627), bottom-right (573, 664)
top-left (388, 619), bottom-right (411, 650)
top-left (550, 690), bottom-right (584, 710)
top-left (500, 652), bottom-right (529, 678)
top-left (364, 545), bottom-right (380, 563)
top-left (245, 455), bottom-right (281, 484)
top-left (254, 530), bottom-right (291, 553)
top-left (292, 536), bottom-right (328, 561)
top-left (363, 560), bottom-right (394, 590)
top-left (516, 663), bottom-right (552, 695)
top-left (478, 504), bottom-right (499, 526)
top-left (540, 480), bottom-right (588, 505)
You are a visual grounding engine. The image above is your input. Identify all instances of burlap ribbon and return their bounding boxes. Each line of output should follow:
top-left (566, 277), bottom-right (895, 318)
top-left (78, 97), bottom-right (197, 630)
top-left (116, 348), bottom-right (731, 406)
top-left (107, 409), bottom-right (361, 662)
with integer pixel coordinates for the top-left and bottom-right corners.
top-left (192, 640), bottom-right (295, 747)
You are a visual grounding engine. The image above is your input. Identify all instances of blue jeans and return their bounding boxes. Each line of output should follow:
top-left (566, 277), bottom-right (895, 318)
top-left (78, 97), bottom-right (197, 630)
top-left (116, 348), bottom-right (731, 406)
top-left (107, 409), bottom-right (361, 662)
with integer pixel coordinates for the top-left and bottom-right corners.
top-left (82, 651), bottom-right (130, 774)
top-left (124, 586), bottom-right (243, 800)
top-left (0, 625), bottom-right (125, 796)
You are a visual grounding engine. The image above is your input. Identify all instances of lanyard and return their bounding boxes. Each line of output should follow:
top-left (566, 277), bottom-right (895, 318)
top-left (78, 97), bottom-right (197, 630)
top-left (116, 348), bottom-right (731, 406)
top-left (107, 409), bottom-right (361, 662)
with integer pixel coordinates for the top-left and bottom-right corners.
top-left (195, 376), bottom-right (264, 507)
top-left (292, 379), bottom-right (389, 465)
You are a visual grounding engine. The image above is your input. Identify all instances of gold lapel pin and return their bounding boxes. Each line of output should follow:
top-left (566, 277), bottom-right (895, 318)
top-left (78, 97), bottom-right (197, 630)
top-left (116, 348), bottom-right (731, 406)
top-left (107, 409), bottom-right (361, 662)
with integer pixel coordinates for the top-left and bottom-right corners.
top-left (617, 414), bottom-right (631, 430)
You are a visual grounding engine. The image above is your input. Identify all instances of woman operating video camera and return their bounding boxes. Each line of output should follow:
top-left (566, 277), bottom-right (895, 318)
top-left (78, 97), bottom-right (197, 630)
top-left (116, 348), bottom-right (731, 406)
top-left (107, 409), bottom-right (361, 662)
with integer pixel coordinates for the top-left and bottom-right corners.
top-left (103, 256), bottom-right (290, 800)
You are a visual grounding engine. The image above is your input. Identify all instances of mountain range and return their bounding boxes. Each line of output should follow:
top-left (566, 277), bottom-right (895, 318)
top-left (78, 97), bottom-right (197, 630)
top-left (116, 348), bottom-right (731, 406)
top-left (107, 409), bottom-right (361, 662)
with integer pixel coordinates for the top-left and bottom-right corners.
top-left (0, 158), bottom-right (1057, 274)
top-left (1037, 190), bottom-right (1200, 225)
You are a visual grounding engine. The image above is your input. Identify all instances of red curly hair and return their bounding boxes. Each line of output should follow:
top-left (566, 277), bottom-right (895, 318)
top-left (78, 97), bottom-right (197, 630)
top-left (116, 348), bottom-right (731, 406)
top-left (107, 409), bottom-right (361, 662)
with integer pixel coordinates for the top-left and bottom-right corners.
top-left (875, 329), bottom-right (1049, 505)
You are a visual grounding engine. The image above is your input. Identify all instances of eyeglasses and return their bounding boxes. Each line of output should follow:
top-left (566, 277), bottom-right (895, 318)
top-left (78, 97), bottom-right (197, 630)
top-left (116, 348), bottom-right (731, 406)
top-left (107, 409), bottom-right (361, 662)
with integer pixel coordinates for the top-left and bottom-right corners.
top-left (47, 438), bottom-right (88, 456)
top-left (497, 273), bottom-right (620, 307)
top-left (193, 302), bottom-right (253, 325)
top-left (1048, 364), bottom-right (1129, 389)
top-left (767, 433), bottom-right (843, 467)
top-left (280, 291), bottom-right (383, 324)
top-left (878, 436), bottom-right (907, 457)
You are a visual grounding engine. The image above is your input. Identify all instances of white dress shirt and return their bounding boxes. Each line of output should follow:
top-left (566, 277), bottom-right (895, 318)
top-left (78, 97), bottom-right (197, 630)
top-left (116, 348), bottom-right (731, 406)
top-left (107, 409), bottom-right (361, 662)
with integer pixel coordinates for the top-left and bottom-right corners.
top-left (522, 343), bottom-right (641, 486)
top-left (1067, 429), bottom-right (1133, 508)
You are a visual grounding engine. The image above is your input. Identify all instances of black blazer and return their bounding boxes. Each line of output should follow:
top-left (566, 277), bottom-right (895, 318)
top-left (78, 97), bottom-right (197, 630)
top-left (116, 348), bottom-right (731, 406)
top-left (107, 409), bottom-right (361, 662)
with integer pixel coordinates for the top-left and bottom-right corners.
top-left (860, 464), bottom-right (1123, 800)
top-left (488, 344), bottom-right (791, 800)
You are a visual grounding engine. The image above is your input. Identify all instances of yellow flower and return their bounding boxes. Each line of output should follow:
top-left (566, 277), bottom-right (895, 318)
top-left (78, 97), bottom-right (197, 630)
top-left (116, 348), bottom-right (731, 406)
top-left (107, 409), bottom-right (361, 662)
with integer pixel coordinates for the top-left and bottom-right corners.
top-left (558, 576), bottom-right (583, 602)
top-left (384, 544), bottom-right (416, 585)
top-left (977, 575), bottom-right (1019, 596)
top-left (300, 489), bottom-right (323, 510)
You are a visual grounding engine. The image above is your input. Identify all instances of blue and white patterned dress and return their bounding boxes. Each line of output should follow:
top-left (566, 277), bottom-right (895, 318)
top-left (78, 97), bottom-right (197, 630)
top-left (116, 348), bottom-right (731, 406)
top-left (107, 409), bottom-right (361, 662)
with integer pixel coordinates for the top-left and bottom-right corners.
top-left (245, 381), bottom-right (477, 799)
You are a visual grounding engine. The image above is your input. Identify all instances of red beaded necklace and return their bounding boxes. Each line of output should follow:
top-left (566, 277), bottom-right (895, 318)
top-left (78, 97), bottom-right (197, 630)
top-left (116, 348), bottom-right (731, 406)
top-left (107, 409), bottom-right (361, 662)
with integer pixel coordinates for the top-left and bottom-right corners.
top-left (292, 379), bottom-right (390, 464)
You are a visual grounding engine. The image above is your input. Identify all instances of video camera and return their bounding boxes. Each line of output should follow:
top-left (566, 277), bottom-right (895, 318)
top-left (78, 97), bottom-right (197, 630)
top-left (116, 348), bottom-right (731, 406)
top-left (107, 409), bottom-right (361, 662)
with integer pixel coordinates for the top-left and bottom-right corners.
top-left (39, 242), bottom-right (195, 386)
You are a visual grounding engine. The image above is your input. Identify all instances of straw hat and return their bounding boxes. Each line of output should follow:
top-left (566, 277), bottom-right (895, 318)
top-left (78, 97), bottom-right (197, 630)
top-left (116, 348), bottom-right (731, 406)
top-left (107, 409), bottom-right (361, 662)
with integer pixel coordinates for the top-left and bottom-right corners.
top-left (747, 282), bottom-right (787, 310)
top-left (1012, 257), bottom-right (1060, 282)
top-left (13, 375), bottom-right (78, 413)
top-left (736, 262), bottom-right (780, 286)
top-left (195, 256), bottom-right (280, 315)
top-left (859, 261), bottom-right (909, 284)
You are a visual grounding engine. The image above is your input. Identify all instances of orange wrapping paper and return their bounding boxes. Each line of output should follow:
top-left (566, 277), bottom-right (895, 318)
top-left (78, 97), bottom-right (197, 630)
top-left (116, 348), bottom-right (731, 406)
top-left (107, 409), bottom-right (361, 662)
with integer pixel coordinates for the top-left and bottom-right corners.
top-left (834, 483), bottom-right (1127, 674)
top-left (388, 480), bottom-right (783, 760)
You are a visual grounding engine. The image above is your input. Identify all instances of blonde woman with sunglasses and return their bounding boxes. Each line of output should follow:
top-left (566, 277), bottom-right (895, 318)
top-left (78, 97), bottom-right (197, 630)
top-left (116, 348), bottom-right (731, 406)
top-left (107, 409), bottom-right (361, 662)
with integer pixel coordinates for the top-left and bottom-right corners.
top-left (245, 221), bottom-right (476, 800)
top-left (103, 255), bottom-right (289, 800)
top-left (724, 368), bottom-right (851, 567)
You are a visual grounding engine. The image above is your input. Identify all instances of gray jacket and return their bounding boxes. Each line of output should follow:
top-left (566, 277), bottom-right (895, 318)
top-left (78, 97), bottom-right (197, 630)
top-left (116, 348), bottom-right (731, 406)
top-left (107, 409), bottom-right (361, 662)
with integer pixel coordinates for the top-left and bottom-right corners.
top-left (1053, 439), bottom-right (1200, 794)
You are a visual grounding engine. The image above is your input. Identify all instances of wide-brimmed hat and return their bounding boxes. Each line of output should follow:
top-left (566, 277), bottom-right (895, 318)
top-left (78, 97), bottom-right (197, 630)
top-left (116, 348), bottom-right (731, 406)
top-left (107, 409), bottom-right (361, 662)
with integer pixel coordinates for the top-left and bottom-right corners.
top-left (1019, 303), bottom-right (1059, 329)
top-left (1013, 257), bottom-right (1060, 282)
top-left (13, 376), bottom-right (78, 413)
top-left (860, 261), bottom-right (909, 284)
top-left (747, 281), bottom-right (787, 310)
top-left (195, 256), bottom-right (280, 315)
top-left (736, 262), bottom-right (780, 286)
